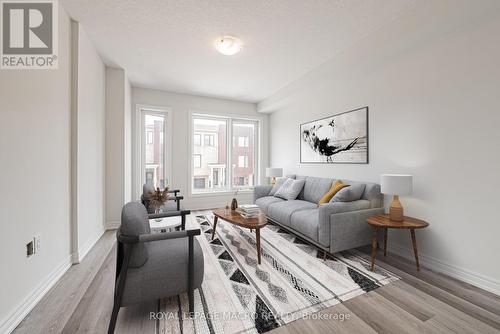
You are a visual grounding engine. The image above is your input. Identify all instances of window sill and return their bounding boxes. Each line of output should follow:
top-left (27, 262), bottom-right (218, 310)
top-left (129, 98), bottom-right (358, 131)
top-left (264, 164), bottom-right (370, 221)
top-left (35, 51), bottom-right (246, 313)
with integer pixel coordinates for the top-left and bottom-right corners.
top-left (190, 188), bottom-right (254, 197)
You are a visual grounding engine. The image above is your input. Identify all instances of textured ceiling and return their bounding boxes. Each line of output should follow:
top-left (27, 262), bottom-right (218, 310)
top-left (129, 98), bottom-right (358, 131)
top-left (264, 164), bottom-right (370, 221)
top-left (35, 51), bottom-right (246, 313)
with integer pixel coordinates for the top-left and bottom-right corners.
top-left (62, 0), bottom-right (415, 102)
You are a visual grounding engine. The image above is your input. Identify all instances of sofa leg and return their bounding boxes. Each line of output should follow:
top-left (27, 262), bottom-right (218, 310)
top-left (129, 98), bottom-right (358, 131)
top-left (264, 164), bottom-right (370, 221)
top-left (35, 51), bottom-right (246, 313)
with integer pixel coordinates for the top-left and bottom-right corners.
top-left (323, 251), bottom-right (327, 261)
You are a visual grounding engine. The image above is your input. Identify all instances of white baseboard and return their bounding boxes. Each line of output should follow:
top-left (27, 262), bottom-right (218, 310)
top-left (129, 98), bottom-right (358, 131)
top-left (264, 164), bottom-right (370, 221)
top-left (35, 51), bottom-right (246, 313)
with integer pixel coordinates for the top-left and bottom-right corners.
top-left (105, 220), bottom-right (120, 230)
top-left (389, 243), bottom-right (500, 296)
top-left (0, 255), bottom-right (73, 334)
top-left (73, 228), bottom-right (105, 264)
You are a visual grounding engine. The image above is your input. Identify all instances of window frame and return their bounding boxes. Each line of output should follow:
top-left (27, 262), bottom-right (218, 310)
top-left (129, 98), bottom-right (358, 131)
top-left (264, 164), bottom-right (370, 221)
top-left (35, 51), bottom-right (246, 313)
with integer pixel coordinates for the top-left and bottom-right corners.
top-left (189, 111), bottom-right (261, 196)
top-left (134, 104), bottom-right (172, 200)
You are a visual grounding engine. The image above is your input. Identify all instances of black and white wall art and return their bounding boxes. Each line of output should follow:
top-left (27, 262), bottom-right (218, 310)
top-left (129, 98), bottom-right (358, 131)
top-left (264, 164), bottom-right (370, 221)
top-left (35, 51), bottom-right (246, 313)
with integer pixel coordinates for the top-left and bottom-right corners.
top-left (300, 107), bottom-right (368, 163)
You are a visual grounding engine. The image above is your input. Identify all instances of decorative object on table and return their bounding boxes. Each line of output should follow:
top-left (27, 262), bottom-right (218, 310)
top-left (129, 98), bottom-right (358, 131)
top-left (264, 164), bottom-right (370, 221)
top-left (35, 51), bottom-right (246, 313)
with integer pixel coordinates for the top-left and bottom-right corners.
top-left (230, 188), bottom-right (239, 210)
top-left (300, 106), bottom-right (368, 164)
top-left (381, 174), bottom-right (413, 222)
top-left (265, 167), bottom-right (283, 184)
top-left (238, 204), bottom-right (260, 218)
top-left (148, 187), bottom-right (171, 221)
top-left (142, 182), bottom-right (184, 213)
top-left (367, 214), bottom-right (429, 271)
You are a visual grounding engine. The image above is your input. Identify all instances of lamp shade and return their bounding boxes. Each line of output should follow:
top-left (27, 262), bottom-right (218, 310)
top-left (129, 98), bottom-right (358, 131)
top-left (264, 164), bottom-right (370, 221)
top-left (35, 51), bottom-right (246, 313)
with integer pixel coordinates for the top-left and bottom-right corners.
top-left (266, 167), bottom-right (283, 178)
top-left (381, 174), bottom-right (413, 195)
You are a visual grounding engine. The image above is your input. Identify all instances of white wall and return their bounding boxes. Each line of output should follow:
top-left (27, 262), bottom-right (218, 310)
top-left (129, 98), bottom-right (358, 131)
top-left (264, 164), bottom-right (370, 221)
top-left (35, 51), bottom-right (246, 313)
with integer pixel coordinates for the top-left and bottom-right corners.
top-left (259, 0), bottom-right (500, 294)
top-left (73, 23), bottom-right (106, 261)
top-left (0, 5), bottom-right (73, 333)
top-left (105, 68), bottom-right (132, 228)
top-left (132, 88), bottom-right (269, 209)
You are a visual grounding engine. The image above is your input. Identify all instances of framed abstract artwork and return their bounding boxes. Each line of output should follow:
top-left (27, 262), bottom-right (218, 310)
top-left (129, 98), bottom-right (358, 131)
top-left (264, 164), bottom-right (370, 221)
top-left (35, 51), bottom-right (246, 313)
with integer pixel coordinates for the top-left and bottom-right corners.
top-left (300, 106), bottom-right (368, 164)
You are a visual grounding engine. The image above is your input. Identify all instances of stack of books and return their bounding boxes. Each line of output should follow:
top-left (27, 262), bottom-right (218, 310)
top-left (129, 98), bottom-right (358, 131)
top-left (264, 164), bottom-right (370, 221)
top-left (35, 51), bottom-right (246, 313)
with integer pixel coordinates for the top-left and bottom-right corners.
top-left (238, 204), bottom-right (261, 218)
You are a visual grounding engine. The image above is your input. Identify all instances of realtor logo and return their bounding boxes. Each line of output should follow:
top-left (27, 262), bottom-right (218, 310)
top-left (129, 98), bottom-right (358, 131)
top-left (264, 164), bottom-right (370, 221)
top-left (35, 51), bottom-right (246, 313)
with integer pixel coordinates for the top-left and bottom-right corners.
top-left (1, 0), bottom-right (58, 69)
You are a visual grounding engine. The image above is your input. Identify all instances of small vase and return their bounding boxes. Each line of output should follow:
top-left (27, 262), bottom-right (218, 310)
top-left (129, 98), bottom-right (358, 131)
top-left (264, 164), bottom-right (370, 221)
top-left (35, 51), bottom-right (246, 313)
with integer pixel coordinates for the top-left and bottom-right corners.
top-left (231, 198), bottom-right (238, 211)
top-left (154, 206), bottom-right (163, 222)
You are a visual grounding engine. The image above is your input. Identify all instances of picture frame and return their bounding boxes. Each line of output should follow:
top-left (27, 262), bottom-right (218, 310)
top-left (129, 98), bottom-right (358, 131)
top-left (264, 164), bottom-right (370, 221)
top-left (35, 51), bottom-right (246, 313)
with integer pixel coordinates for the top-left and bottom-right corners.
top-left (300, 106), bottom-right (369, 164)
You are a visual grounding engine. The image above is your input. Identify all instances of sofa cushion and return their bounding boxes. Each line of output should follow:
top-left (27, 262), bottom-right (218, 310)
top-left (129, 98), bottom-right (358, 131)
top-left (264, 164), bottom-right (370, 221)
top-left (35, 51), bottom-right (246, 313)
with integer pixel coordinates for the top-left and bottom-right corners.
top-left (267, 200), bottom-right (317, 226)
top-left (299, 177), bottom-right (334, 203)
top-left (122, 237), bottom-right (204, 306)
top-left (331, 183), bottom-right (366, 202)
top-left (269, 177), bottom-right (288, 196)
top-left (255, 196), bottom-right (285, 214)
top-left (341, 180), bottom-right (382, 208)
top-left (274, 178), bottom-right (306, 200)
top-left (319, 180), bottom-right (349, 204)
top-left (290, 208), bottom-right (328, 246)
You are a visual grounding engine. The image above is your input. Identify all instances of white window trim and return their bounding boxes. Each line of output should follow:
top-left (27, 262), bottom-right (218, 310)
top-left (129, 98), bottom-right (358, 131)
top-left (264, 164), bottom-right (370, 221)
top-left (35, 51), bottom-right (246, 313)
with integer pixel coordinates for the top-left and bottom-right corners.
top-left (133, 104), bottom-right (172, 200)
top-left (188, 110), bottom-right (262, 197)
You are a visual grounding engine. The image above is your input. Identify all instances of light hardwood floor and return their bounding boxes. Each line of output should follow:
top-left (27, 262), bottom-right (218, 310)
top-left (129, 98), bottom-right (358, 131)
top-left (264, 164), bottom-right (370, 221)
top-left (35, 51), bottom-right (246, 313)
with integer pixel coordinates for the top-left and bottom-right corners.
top-left (13, 226), bottom-right (500, 334)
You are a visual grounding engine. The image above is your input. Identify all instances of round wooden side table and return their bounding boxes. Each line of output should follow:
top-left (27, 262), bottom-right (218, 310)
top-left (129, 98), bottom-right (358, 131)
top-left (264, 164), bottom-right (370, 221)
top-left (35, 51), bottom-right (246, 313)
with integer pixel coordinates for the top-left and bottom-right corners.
top-left (367, 214), bottom-right (429, 271)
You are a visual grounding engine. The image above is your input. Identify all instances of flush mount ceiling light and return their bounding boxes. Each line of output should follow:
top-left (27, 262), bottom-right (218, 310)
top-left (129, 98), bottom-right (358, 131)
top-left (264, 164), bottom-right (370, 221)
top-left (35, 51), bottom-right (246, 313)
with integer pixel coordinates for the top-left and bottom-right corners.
top-left (214, 36), bottom-right (243, 56)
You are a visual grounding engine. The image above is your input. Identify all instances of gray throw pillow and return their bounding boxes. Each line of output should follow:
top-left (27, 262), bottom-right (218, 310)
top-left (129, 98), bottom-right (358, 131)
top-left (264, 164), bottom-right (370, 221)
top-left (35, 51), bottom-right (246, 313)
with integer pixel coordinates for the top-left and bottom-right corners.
top-left (331, 183), bottom-right (366, 202)
top-left (274, 178), bottom-right (306, 200)
top-left (269, 177), bottom-right (288, 196)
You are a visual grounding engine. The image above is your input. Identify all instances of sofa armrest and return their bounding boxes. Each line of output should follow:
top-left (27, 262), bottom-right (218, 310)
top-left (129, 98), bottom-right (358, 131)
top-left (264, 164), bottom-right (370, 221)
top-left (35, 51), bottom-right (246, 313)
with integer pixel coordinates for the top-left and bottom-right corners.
top-left (253, 185), bottom-right (273, 202)
top-left (318, 201), bottom-right (372, 246)
top-left (329, 207), bottom-right (385, 253)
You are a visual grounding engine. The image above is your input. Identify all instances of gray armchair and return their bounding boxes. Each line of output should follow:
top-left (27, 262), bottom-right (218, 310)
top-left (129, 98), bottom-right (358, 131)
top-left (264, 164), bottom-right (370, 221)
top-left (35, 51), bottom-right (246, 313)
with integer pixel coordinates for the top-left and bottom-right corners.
top-left (108, 202), bottom-right (204, 334)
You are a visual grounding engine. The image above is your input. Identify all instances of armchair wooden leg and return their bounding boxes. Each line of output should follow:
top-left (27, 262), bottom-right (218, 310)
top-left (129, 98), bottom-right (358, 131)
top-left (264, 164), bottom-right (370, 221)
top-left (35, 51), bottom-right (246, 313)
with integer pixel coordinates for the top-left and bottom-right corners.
top-left (108, 243), bottom-right (131, 334)
top-left (188, 235), bottom-right (194, 316)
top-left (181, 214), bottom-right (186, 230)
top-left (108, 300), bottom-right (120, 334)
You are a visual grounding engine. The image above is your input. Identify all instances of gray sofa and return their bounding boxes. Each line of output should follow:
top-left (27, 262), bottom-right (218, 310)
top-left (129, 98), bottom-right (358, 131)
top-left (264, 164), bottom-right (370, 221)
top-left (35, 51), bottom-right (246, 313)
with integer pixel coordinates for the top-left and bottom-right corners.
top-left (254, 175), bottom-right (384, 254)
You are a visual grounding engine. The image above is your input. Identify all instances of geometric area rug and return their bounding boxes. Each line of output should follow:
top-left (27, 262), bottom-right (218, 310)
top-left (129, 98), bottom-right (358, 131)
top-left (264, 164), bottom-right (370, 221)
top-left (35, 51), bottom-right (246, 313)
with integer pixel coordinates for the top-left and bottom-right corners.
top-left (154, 213), bottom-right (399, 334)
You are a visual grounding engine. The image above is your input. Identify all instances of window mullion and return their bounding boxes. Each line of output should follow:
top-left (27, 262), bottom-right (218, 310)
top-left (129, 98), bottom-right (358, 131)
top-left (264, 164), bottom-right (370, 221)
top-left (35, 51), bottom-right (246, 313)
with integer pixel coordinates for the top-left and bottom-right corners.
top-left (228, 117), bottom-right (232, 191)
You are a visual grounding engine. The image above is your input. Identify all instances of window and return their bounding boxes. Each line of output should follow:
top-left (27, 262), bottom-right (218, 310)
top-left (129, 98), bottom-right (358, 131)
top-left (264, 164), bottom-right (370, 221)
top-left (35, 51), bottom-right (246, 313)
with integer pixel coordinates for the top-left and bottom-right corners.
top-left (191, 114), bottom-right (259, 193)
top-left (232, 120), bottom-right (258, 188)
top-left (135, 106), bottom-right (171, 197)
top-left (192, 117), bottom-right (227, 193)
top-left (194, 134), bottom-right (201, 146)
top-left (238, 155), bottom-right (248, 168)
top-left (194, 154), bottom-right (201, 168)
top-left (238, 136), bottom-right (249, 147)
top-left (204, 134), bottom-right (215, 146)
top-left (194, 178), bottom-right (206, 189)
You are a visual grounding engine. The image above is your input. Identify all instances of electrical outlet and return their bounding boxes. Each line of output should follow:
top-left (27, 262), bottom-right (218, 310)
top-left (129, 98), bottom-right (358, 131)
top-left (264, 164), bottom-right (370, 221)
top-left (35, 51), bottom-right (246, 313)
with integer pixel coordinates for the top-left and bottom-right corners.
top-left (34, 235), bottom-right (41, 253)
top-left (26, 241), bottom-right (34, 257)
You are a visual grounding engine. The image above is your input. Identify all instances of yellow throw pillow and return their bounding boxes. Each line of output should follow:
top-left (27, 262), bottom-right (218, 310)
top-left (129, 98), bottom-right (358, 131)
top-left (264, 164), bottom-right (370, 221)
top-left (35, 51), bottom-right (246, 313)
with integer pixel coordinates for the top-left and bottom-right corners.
top-left (318, 180), bottom-right (349, 205)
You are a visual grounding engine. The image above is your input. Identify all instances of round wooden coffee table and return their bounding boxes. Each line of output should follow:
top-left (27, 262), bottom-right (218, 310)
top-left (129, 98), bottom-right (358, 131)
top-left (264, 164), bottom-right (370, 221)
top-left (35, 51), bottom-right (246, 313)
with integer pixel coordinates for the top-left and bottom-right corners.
top-left (212, 208), bottom-right (267, 264)
top-left (367, 214), bottom-right (429, 271)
